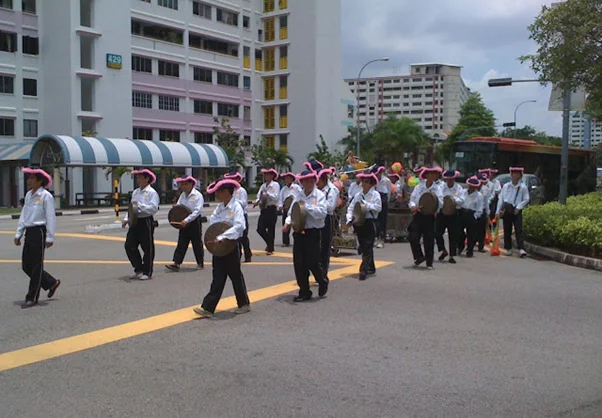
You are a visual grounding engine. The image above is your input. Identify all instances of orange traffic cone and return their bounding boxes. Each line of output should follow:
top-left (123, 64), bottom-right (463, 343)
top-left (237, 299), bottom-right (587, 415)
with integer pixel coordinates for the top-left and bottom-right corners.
top-left (490, 218), bottom-right (501, 256)
top-left (485, 220), bottom-right (493, 245)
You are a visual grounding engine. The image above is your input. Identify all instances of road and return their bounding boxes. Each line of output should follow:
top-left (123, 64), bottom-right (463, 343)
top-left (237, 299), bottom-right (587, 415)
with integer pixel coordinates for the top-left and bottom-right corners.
top-left (0, 209), bottom-right (600, 417)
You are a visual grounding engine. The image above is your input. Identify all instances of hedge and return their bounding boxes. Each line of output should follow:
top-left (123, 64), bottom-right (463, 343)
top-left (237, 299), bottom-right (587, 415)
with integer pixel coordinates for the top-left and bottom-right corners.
top-left (523, 192), bottom-right (602, 259)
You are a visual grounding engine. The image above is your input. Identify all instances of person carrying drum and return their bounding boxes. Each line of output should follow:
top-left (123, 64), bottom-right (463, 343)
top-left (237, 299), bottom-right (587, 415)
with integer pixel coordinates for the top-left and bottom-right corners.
top-left (225, 172), bottom-right (253, 263)
top-left (165, 176), bottom-right (205, 272)
top-left (348, 174), bottom-right (362, 200)
top-left (495, 167), bottom-right (530, 258)
top-left (277, 172), bottom-right (301, 247)
top-left (345, 171), bottom-right (382, 281)
top-left (457, 176), bottom-right (484, 258)
top-left (435, 170), bottom-right (464, 264)
top-left (254, 168), bottom-right (280, 255)
top-left (123, 169), bottom-right (159, 281)
top-left (374, 166), bottom-right (392, 248)
top-left (194, 177), bottom-right (250, 318)
top-left (408, 167), bottom-right (442, 270)
top-left (317, 167), bottom-right (339, 282)
top-left (282, 170), bottom-right (328, 302)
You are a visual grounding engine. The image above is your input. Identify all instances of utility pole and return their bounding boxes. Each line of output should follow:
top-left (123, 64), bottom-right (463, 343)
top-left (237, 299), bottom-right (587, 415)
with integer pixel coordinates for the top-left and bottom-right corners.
top-left (559, 90), bottom-right (571, 204)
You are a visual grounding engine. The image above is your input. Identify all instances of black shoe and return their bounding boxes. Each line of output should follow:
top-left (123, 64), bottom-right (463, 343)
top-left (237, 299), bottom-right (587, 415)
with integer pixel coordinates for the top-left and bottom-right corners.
top-left (359, 272), bottom-right (367, 281)
top-left (21, 300), bottom-right (37, 309)
top-left (414, 257), bottom-right (426, 267)
top-left (244, 258), bottom-right (252, 263)
top-left (293, 294), bottom-right (312, 302)
top-left (438, 250), bottom-right (448, 261)
top-left (478, 248), bottom-right (486, 253)
top-left (165, 264), bottom-right (180, 272)
top-left (367, 270), bottom-right (376, 275)
top-left (466, 251), bottom-right (474, 258)
top-left (318, 283), bottom-right (328, 297)
top-left (449, 258), bottom-right (456, 264)
top-left (458, 246), bottom-right (464, 254)
top-left (48, 279), bottom-right (61, 298)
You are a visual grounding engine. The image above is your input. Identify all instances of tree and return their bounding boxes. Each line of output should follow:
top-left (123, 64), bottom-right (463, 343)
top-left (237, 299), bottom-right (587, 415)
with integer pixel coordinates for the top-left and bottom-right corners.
top-left (438, 93), bottom-right (496, 162)
top-left (520, 1), bottom-right (602, 120)
top-left (499, 125), bottom-right (562, 146)
top-left (338, 126), bottom-right (376, 164)
top-left (212, 117), bottom-right (248, 168)
top-left (251, 137), bottom-right (294, 173)
top-left (307, 135), bottom-right (347, 169)
top-left (371, 116), bottom-right (430, 164)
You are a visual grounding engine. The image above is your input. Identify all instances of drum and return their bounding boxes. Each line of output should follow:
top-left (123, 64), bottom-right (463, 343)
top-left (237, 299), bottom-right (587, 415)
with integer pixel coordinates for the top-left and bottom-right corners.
top-left (204, 222), bottom-right (237, 257)
top-left (259, 191), bottom-right (268, 209)
top-left (283, 195), bottom-right (294, 212)
top-left (168, 205), bottom-right (192, 229)
top-left (290, 200), bottom-right (307, 233)
top-left (127, 201), bottom-right (138, 227)
top-left (419, 192), bottom-right (438, 215)
top-left (352, 200), bottom-right (366, 226)
top-left (442, 195), bottom-right (457, 216)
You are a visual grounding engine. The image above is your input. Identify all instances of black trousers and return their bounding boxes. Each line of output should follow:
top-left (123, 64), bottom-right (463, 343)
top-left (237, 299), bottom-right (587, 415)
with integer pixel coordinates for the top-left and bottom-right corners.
top-left (239, 214), bottom-right (252, 261)
top-left (409, 213), bottom-right (436, 266)
top-left (22, 226), bottom-right (57, 303)
top-left (173, 218), bottom-right (204, 266)
top-left (355, 219), bottom-right (376, 274)
top-left (475, 214), bottom-right (488, 250)
top-left (502, 211), bottom-right (525, 250)
top-left (489, 196), bottom-right (499, 221)
top-left (435, 211), bottom-right (459, 257)
top-left (125, 217), bottom-right (155, 276)
top-left (376, 192), bottom-right (389, 239)
top-left (293, 229), bottom-right (326, 297)
top-left (458, 210), bottom-right (477, 254)
top-left (281, 209), bottom-right (291, 245)
top-left (257, 206), bottom-right (277, 252)
top-left (320, 215), bottom-right (333, 278)
top-left (202, 244), bottom-right (249, 314)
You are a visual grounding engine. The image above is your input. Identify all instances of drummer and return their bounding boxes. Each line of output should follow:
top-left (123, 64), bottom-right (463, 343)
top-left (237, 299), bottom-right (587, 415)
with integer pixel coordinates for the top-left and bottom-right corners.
top-left (345, 171), bottom-right (382, 281)
top-left (282, 170), bottom-right (328, 301)
top-left (408, 166), bottom-right (442, 270)
top-left (277, 172), bottom-right (301, 247)
top-left (374, 166), bottom-right (392, 249)
top-left (165, 176), bottom-right (205, 272)
top-left (193, 177), bottom-right (250, 318)
top-left (347, 174), bottom-right (362, 200)
top-left (254, 168), bottom-right (280, 255)
top-left (122, 169), bottom-right (160, 280)
top-left (435, 170), bottom-right (464, 264)
top-left (225, 172), bottom-right (253, 263)
top-left (457, 176), bottom-right (484, 257)
top-left (317, 166), bottom-right (339, 281)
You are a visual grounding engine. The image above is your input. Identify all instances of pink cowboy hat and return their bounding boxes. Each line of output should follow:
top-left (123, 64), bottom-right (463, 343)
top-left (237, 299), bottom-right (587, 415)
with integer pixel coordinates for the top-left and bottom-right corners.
top-left (175, 175), bottom-right (197, 187)
top-left (22, 167), bottom-right (52, 189)
top-left (357, 172), bottom-right (379, 184)
top-left (206, 178), bottom-right (241, 194)
top-left (132, 169), bottom-right (157, 185)
top-left (261, 168), bottom-right (279, 179)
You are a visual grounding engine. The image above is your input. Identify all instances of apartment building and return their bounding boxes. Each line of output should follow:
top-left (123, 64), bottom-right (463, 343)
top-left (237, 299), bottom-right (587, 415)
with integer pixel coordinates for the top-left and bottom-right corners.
top-left (0, 0), bottom-right (349, 206)
top-left (345, 63), bottom-right (470, 143)
top-left (570, 112), bottom-right (602, 148)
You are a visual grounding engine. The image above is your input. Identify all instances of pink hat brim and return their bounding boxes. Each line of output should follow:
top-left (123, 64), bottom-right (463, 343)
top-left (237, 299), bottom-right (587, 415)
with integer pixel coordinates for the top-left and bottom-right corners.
top-left (206, 179), bottom-right (241, 194)
top-left (176, 176), bottom-right (197, 187)
top-left (132, 169), bottom-right (157, 185)
top-left (261, 168), bottom-right (279, 179)
top-left (280, 172), bottom-right (296, 179)
top-left (224, 173), bottom-right (243, 182)
top-left (22, 167), bottom-right (52, 189)
top-left (357, 173), bottom-right (379, 184)
top-left (419, 167), bottom-right (442, 180)
top-left (442, 171), bottom-right (460, 180)
top-left (467, 176), bottom-right (481, 187)
top-left (297, 172), bottom-right (318, 181)
top-left (509, 167), bottom-right (524, 173)
top-left (317, 168), bottom-right (333, 178)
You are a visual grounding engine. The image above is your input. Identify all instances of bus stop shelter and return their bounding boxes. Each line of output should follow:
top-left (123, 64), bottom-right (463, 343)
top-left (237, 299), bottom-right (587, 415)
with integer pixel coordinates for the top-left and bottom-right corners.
top-left (0, 142), bottom-right (34, 207)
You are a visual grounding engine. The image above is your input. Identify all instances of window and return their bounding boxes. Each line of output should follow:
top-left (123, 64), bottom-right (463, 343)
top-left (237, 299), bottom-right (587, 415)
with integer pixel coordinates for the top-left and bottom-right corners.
top-left (279, 0), bottom-right (287, 9)
top-left (22, 0), bottom-right (35, 13)
top-left (263, 0), bottom-right (274, 12)
top-left (0, 30), bottom-right (17, 52)
top-left (194, 100), bottom-right (212, 115)
top-left (243, 106), bottom-right (251, 120)
top-left (23, 78), bottom-right (37, 96)
top-left (264, 135), bottom-right (275, 148)
top-left (243, 16), bottom-right (250, 29)
top-left (264, 107), bottom-right (275, 129)
top-left (0, 75), bottom-right (14, 94)
top-left (264, 77), bottom-right (275, 100)
top-left (189, 33), bottom-right (238, 56)
top-left (279, 46), bottom-right (287, 69)
top-left (132, 91), bottom-right (152, 108)
top-left (193, 1), bottom-right (211, 18)
top-left (264, 18), bottom-right (275, 42)
top-left (217, 103), bottom-right (239, 117)
top-left (0, 0), bottom-right (12, 10)
top-left (132, 55), bottom-right (152, 73)
top-left (216, 8), bottom-right (238, 26)
top-left (160, 130), bottom-right (180, 142)
top-left (23, 119), bottom-right (37, 137)
top-left (0, 117), bottom-right (14, 136)
top-left (243, 76), bottom-right (251, 90)
top-left (217, 71), bottom-right (239, 87)
top-left (140, 0), bottom-right (151, 2)
top-left (158, 0), bottom-right (177, 10)
top-left (194, 132), bottom-right (213, 144)
top-left (347, 105), bottom-right (354, 119)
top-left (131, 20), bottom-right (184, 45)
top-left (158, 95), bottom-right (179, 111)
top-left (279, 105), bottom-right (287, 128)
top-left (158, 60), bottom-right (179, 78)
top-left (264, 48), bottom-right (275, 71)
top-left (193, 67), bottom-right (212, 84)
top-left (279, 134), bottom-right (287, 151)
top-left (243, 136), bottom-right (250, 146)
top-left (133, 127), bottom-right (153, 140)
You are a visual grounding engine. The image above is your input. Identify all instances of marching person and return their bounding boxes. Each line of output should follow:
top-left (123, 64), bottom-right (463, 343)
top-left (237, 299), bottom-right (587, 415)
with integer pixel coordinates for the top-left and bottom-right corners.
top-left (347, 174), bottom-right (362, 199)
top-left (457, 176), bottom-right (484, 258)
top-left (374, 166), bottom-right (392, 248)
top-left (165, 176), bottom-right (205, 272)
top-left (496, 167), bottom-right (530, 258)
top-left (254, 168), bottom-right (280, 255)
top-left (225, 172), bottom-right (253, 263)
top-left (408, 167), bottom-right (442, 270)
top-left (194, 178), bottom-right (250, 318)
top-left (475, 172), bottom-right (492, 253)
top-left (435, 170), bottom-right (464, 264)
top-left (317, 167), bottom-right (339, 281)
top-left (122, 169), bottom-right (160, 280)
top-left (15, 167), bottom-right (61, 309)
top-left (282, 170), bottom-right (328, 301)
top-left (487, 169), bottom-right (502, 222)
top-left (346, 171), bottom-right (382, 281)
top-left (277, 172), bottom-right (301, 247)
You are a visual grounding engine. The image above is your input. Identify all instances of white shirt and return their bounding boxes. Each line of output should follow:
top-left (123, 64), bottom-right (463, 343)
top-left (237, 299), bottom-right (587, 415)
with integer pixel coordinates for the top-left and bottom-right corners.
top-left (437, 182), bottom-right (464, 208)
top-left (480, 182), bottom-right (494, 215)
top-left (348, 181), bottom-right (362, 199)
top-left (172, 179), bottom-right (178, 191)
top-left (462, 190), bottom-right (484, 219)
top-left (409, 181), bottom-right (441, 212)
top-left (233, 187), bottom-right (248, 214)
top-left (176, 188), bottom-right (204, 223)
top-left (346, 187), bottom-right (382, 223)
top-left (255, 180), bottom-right (280, 207)
top-left (285, 186), bottom-right (327, 229)
top-left (490, 179), bottom-right (502, 196)
top-left (321, 181), bottom-right (340, 216)
top-left (496, 182), bottom-right (530, 215)
top-left (124, 185), bottom-right (160, 221)
top-left (278, 183), bottom-right (302, 207)
top-left (376, 175), bottom-right (392, 195)
top-left (210, 197), bottom-right (246, 241)
top-left (16, 188), bottom-right (56, 243)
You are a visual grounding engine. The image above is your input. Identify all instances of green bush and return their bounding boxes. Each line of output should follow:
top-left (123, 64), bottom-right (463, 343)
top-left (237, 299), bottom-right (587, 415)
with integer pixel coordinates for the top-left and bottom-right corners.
top-left (523, 192), bottom-right (602, 258)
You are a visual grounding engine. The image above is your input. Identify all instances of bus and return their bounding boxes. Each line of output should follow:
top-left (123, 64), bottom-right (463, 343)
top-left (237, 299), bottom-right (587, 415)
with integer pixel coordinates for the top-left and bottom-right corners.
top-left (449, 137), bottom-right (596, 202)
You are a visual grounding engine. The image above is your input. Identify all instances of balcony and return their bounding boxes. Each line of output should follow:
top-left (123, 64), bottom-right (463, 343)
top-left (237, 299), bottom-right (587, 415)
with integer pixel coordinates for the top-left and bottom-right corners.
top-left (243, 56), bottom-right (250, 69)
top-left (279, 56), bottom-right (287, 70)
top-left (279, 86), bottom-right (287, 100)
top-left (279, 115), bottom-right (287, 129)
top-left (255, 59), bottom-right (263, 71)
top-left (279, 26), bottom-right (287, 40)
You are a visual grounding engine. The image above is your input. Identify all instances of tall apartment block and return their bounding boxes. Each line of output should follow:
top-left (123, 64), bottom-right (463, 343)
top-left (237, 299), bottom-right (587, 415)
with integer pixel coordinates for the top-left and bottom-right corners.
top-left (570, 112), bottom-right (602, 148)
top-left (346, 63), bottom-right (470, 143)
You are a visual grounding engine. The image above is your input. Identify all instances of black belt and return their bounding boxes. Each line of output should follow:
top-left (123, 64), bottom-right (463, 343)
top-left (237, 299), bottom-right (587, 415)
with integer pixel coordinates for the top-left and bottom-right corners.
top-left (26, 225), bottom-right (46, 230)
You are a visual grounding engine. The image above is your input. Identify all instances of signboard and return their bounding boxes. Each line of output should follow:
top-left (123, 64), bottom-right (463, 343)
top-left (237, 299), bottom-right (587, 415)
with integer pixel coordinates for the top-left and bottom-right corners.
top-left (548, 86), bottom-right (586, 111)
top-left (106, 53), bottom-right (122, 70)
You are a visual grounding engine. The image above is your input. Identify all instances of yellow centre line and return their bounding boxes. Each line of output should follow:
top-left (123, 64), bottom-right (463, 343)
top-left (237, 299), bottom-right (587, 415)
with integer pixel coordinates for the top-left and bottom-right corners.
top-left (0, 259), bottom-right (300, 266)
top-left (0, 260), bottom-right (393, 373)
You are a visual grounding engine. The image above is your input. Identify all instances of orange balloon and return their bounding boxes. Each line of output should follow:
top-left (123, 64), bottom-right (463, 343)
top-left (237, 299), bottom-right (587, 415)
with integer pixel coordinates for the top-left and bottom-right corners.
top-left (391, 184), bottom-right (397, 193)
top-left (391, 162), bottom-right (403, 173)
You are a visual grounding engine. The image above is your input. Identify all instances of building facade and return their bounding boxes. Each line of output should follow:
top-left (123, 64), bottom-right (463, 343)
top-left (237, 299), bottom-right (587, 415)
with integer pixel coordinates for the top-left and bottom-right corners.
top-left (570, 112), bottom-right (602, 148)
top-left (345, 63), bottom-right (470, 143)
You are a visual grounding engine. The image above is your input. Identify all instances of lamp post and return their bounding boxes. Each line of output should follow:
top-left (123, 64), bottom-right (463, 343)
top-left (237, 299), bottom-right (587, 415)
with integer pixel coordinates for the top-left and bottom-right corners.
top-left (355, 57), bottom-right (390, 159)
top-left (513, 100), bottom-right (537, 137)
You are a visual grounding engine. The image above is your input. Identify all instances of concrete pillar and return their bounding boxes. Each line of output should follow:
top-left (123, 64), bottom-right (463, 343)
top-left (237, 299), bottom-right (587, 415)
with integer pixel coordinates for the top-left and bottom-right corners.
top-left (53, 168), bottom-right (61, 209)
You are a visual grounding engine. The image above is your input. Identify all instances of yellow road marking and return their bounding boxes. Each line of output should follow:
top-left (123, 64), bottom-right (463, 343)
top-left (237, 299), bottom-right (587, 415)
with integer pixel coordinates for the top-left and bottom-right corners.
top-left (0, 259), bottom-right (301, 266)
top-left (0, 261), bottom-right (392, 372)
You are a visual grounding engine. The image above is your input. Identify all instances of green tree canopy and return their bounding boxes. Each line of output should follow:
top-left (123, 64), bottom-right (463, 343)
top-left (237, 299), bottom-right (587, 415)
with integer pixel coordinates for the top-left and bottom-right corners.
top-left (212, 117), bottom-right (248, 168)
top-left (307, 135), bottom-right (347, 169)
top-left (499, 125), bottom-right (561, 146)
top-left (250, 137), bottom-right (294, 172)
top-left (338, 126), bottom-right (376, 164)
top-left (370, 116), bottom-right (430, 164)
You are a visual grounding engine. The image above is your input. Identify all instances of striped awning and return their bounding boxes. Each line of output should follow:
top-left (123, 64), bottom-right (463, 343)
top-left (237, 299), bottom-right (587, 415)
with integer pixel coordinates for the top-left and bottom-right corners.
top-left (0, 142), bottom-right (32, 162)
top-left (29, 135), bottom-right (229, 168)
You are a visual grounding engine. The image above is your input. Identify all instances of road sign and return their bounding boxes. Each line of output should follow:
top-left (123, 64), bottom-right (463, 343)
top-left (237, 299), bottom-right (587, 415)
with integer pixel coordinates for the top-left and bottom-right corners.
top-left (106, 54), bottom-right (122, 70)
top-left (503, 122), bottom-right (516, 127)
top-left (548, 87), bottom-right (586, 111)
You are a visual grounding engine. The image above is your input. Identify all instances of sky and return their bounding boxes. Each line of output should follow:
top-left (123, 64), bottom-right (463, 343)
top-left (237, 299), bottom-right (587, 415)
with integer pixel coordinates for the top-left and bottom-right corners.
top-left (341, 0), bottom-right (563, 136)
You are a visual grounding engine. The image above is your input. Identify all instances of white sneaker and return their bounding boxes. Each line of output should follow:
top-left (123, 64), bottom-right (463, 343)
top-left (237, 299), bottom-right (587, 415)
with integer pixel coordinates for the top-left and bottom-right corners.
top-left (233, 305), bottom-right (250, 315)
top-left (129, 272), bottom-right (142, 280)
top-left (506, 249), bottom-right (513, 256)
top-left (139, 274), bottom-right (151, 280)
top-left (519, 249), bottom-right (527, 258)
top-left (193, 306), bottom-right (213, 318)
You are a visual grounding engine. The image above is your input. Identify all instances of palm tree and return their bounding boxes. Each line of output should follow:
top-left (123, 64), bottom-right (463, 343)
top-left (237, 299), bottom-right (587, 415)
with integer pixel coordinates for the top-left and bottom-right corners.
top-left (371, 116), bottom-right (430, 165)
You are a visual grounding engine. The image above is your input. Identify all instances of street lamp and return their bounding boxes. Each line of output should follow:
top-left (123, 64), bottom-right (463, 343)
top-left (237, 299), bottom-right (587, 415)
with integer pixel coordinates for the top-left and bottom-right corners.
top-left (355, 57), bottom-right (390, 159)
top-left (513, 100), bottom-right (537, 137)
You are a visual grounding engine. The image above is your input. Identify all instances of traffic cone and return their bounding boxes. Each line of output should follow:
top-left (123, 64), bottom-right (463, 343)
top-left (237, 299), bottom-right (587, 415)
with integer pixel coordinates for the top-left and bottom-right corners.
top-left (490, 218), bottom-right (501, 256)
